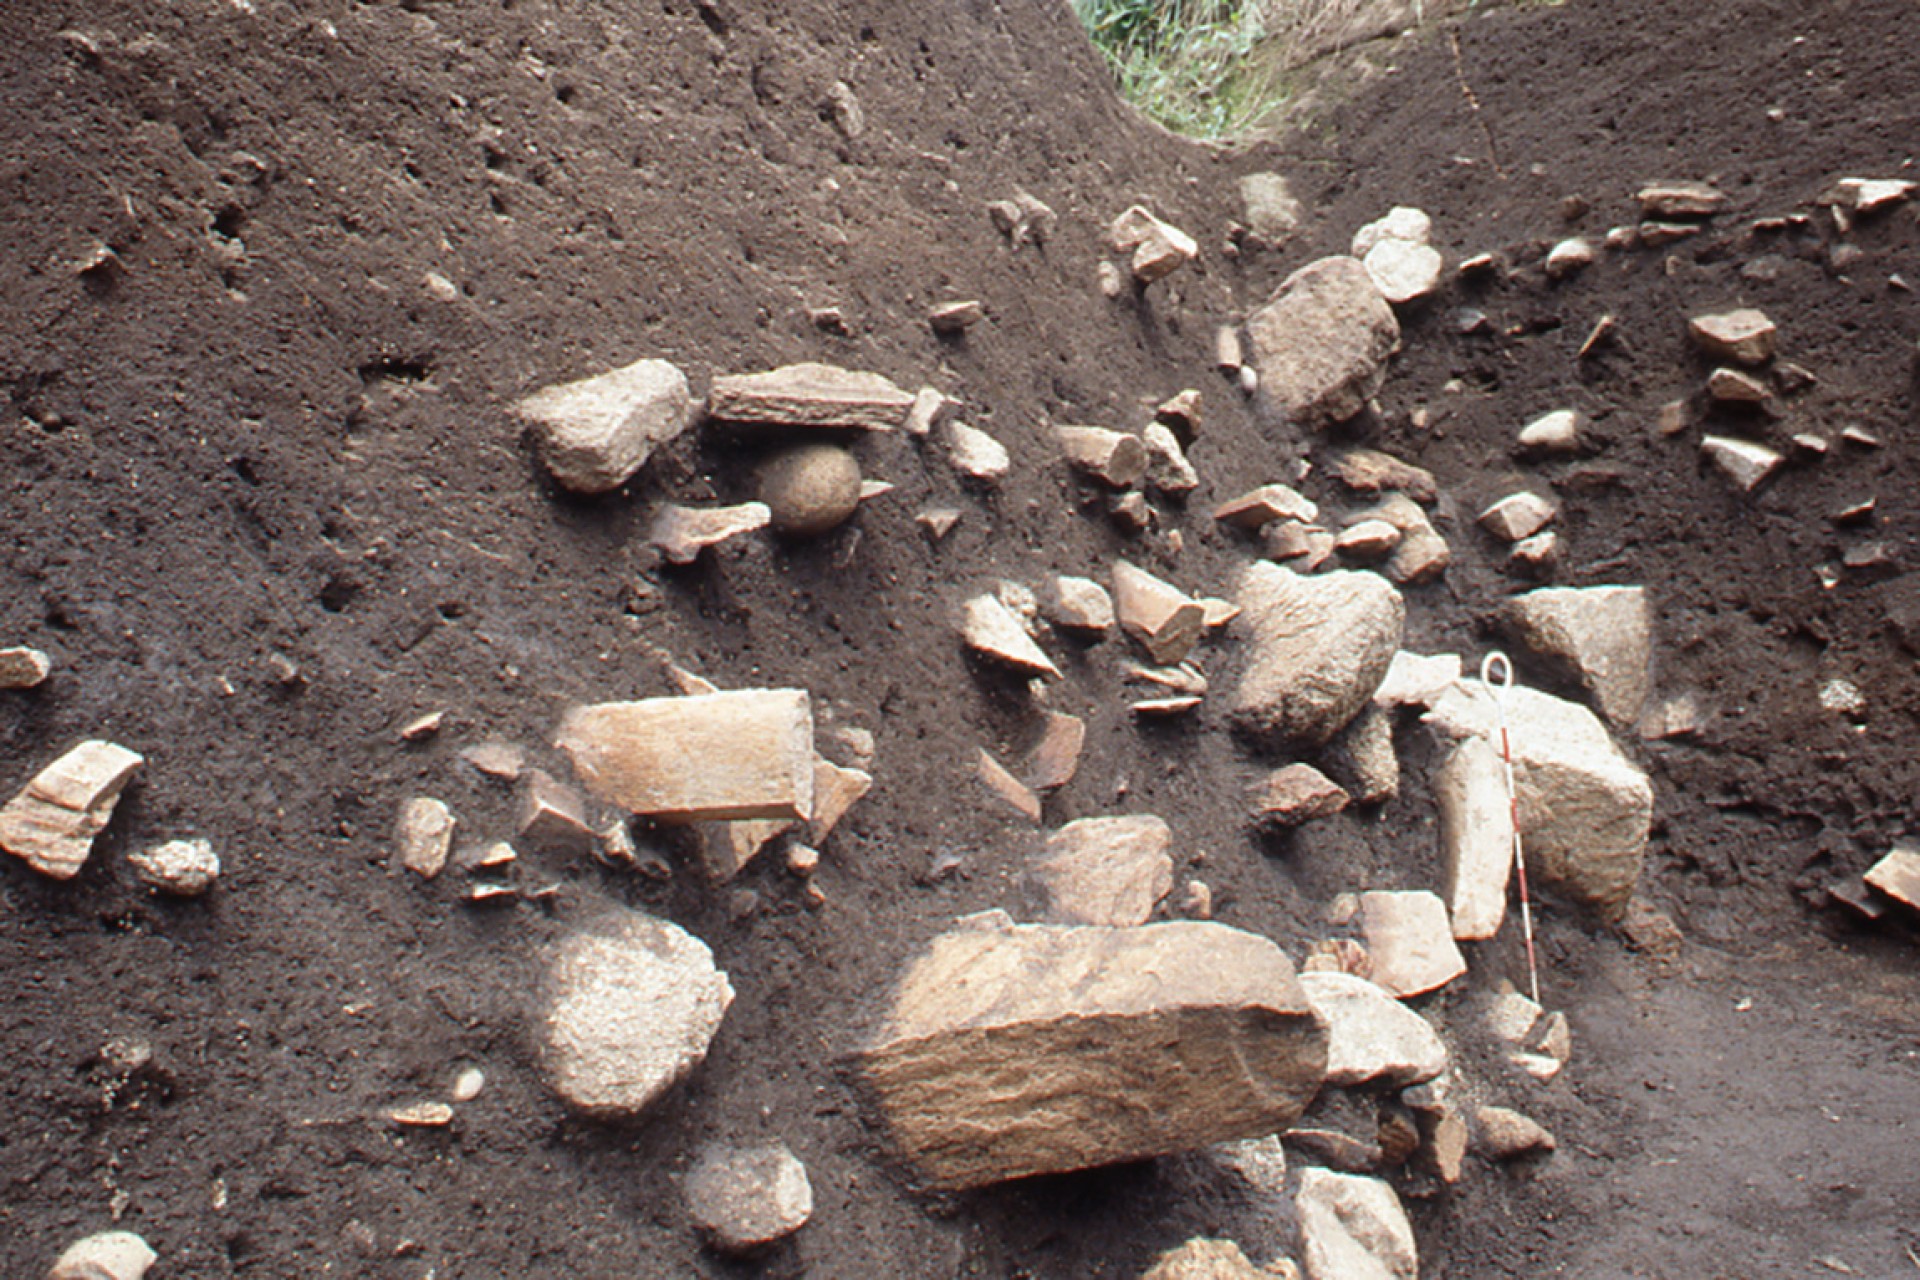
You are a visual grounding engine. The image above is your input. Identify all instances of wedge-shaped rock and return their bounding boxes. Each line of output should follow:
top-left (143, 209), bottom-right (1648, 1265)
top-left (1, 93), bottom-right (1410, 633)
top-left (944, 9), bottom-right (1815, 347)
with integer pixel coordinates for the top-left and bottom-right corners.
top-left (1864, 846), bottom-right (1920, 911)
top-left (1027, 814), bottom-right (1173, 926)
top-left (1142, 423), bottom-right (1199, 495)
top-left (395, 796), bottom-right (456, 878)
top-left (1056, 425), bottom-right (1148, 488)
top-left (1359, 890), bottom-right (1466, 998)
top-left (1230, 564), bottom-right (1404, 750)
top-left (1503, 585), bottom-right (1653, 726)
top-left (1215, 484), bottom-right (1319, 529)
top-left (1300, 972), bottom-right (1448, 1088)
top-left (1110, 205), bottom-right (1199, 284)
top-left (1701, 435), bottom-right (1781, 492)
top-left (515, 358), bottom-right (693, 494)
top-left (962, 593), bottom-right (1062, 678)
top-left (1688, 308), bottom-right (1777, 366)
top-left (0, 740), bottom-right (143, 879)
top-left (1247, 257), bottom-right (1400, 428)
top-left (855, 919), bottom-right (1328, 1189)
top-left (708, 362), bottom-right (913, 431)
top-left (1368, 494), bottom-right (1449, 586)
top-left (1435, 735), bottom-right (1514, 940)
top-left (556, 690), bottom-right (814, 823)
top-left (1295, 1168), bottom-right (1417, 1280)
top-left (1479, 491), bottom-right (1556, 543)
top-left (1363, 239), bottom-right (1442, 305)
top-left (947, 421), bottom-right (1011, 481)
top-left (1637, 180), bottom-right (1726, 219)
top-left (1333, 450), bottom-right (1436, 504)
top-left (1113, 560), bottom-right (1205, 665)
top-left (541, 910), bottom-right (734, 1117)
top-left (648, 502), bottom-right (770, 564)
top-left (1426, 680), bottom-right (1653, 919)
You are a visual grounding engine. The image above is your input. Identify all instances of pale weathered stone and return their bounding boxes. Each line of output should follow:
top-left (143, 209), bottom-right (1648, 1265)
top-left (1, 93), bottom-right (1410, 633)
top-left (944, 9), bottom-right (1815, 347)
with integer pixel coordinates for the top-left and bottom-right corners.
top-left (1479, 492), bottom-right (1556, 543)
top-left (1363, 239), bottom-right (1443, 305)
top-left (1359, 890), bottom-right (1465, 998)
top-left (1332, 450), bottom-right (1436, 504)
top-left (1057, 425), bottom-right (1148, 488)
top-left (1637, 180), bottom-right (1726, 219)
top-left (1373, 651), bottom-right (1462, 709)
top-left (648, 502), bottom-right (771, 565)
top-left (1110, 205), bottom-right (1199, 284)
top-left (1511, 531), bottom-right (1559, 573)
top-left (0, 740), bottom-right (143, 879)
top-left (1043, 576), bottom-right (1115, 635)
top-left (1240, 172), bottom-right (1304, 248)
top-left (1143, 1238), bottom-right (1279, 1280)
top-left (128, 836), bottom-right (220, 896)
top-left (701, 818), bottom-right (791, 882)
top-left (1028, 814), bottom-right (1174, 926)
top-left (514, 358), bottom-right (693, 494)
top-left (1544, 238), bottom-right (1595, 279)
top-left (517, 769), bottom-right (596, 851)
top-left (1113, 560), bottom-right (1206, 665)
top-left (1230, 564), bottom-right (1404, 750)
top-left (1143, 423), bottom-right (1199, 494)
top-left (1688, 308), bottom-right (1778, 366)
top-left (1295, 1168), bottom-right (1417, 1280)
top-left (1352, 207), bottom-right (1432, 257)
top-left (979, 748), bottom-right (1043, 821)
top-left (46, 1230), bottom-right (157, 1280)
top-left (1864, 847), bottom-right (1920, 911)
top-left (1155, 388), bottom-right (1204, 439)
top-left (1435, 735), bottom-right (1513, 941)
top-left (855, 920), bottom-right (1327, 1189)
top-left (808, 758), bottom-right (871, 844)
top-left (1518, 409), bottom-right (1583, 454)
top-left (556, 690), bottom-right (814, 823)
top-left (460, 740), bottom-right (527, 781)
top-left (758, 444), bottom-right (862, 536)
top-left (1822, 177), bottom-right (1918, 213)
top-left (1026, 711), bottom-right (1086, 792)
top-left (1251, 764), bottom-right (1349, 829)
top-left (708, 362), bottom-right (913, 431)
top-left (542, 910), bottom-right (733, 1117)
top-left (395, 796), bottom-right (455, 878)
top-left (1701, 435), bottom-right (1782, 492)
top-left (962, 593), bottom-right (1062, 678)
top-left (1426, 680), bottom-right (1653, 918)
top-left (1475, 1106), bottom-right (1556, 1160)
top-left (1328, 703), bottom-right (1399, 804)
top-left (1335, 519), bottom-right (1402, 561)
top-left (1246, 257), bottom-right (1400, 428)
top-left (947, 421), bottom-right (1010, 481)
top-left (1368, 493), bottom-right (1449, 586)
top-left (1215, 484), bottom-right (1319, 529)
top-left (1504, 585), bottom-right (1654, 725)
top-left (0, 646), bottom-right (51, 688)
top-left (904, 386), bottom-right (957, 437)
top-left (684, 1141), bottom-right (813, 1254)
top-left (1707, 366), bottom-right (1770, 403)
top-left (929, 300), bottom-right (985, 334)
top-left (1216, 325), bottom-right (1245, 373)
top-left (1300, 971), bottom-right (1447, 1088)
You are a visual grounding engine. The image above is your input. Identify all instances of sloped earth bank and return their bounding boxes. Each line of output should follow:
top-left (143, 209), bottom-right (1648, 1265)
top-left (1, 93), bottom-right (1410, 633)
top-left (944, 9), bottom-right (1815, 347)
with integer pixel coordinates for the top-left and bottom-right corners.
top-left (2, 0), bottom-right (1917, 1274)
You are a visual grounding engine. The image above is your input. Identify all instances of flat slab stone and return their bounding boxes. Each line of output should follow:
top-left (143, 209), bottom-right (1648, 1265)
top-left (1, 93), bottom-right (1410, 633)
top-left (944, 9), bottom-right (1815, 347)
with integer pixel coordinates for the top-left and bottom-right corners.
top-left (648, 502), bottom-right (771, 564)
top-left (855, 919), bottom-right (1327, 1189)
top-left (0, 739), bottom-right (143, 879)
top-left (708, 362), bottom-right (913, 431)
top-left (962, 593), bottom-right (1062, 678)
top-left (1027, 814), bottom-right (1174, 926)
top-left (1300, 971), bottom-right (1447, 1088)
top-left (1435, 735), bottom-right (1514, 941)
top-left (1359, 890), bottom-right (1466, 998)
top-left (556, 690), bottom-right (814, 823)
top-left (1246, 256), bottom-right (1400, 429)
top-left (514, 357), bottom-right (693, 494)
top-left (1864, 847), bottom-right (1920, 911)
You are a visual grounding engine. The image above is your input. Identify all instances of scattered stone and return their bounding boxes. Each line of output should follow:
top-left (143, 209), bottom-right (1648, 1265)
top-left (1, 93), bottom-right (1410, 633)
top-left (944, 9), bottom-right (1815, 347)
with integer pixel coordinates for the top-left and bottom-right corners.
top-left (1113, 560), bottom-right (1206, 665)
top-left (517, 769), bottom-right (597, 851)
top-left (456, 839), bottom-right (518, 872)
top-left (1637, 221), bottom-right (1700, 246)
top-left (1156, 388), bottom-right (1205, 439)
top-left (1028, 814), bottom-right (1174, 926)
top-left (1294, 1167), bottom-right (1418, 1280)
top-left (451, 1066), bottom-right (486, 1101)
top-left (1110, 205), bottom-right (1199, 284)
top-left (395, 796), bottom-right (456, 878)
top-left (1240, 172), bottom-right (1304, 248)
top-left (1288, 1127), bottom-right (1385, 1175)
top-left (128, 836), bottom-right (220, 896)
top-left (1457, 250), bottom-right (1500, 276)
top-left (684, 1141), bottom-right (813, 1254)
top-left (1841, 425), bottom-right (1883, 448)
top-left (962, 592), bottom-right (1062, 678)
top-left (648, 502), bottom-right (772, 565)
top-left (1201, 597), bottom-right (1241, 628)
top-left (1358, 890), bottom-right (1467, 998)
top-left (1143, 423), bottom-right (1200, 495)
top-left (988, 189), bottom-right (1057, 246)
top-left (917, 506), bottom-right (963, 540)
top-left (854, 918), bottom-right (1328, 1189)
top-left (1215, 325), bottom-right (1245, 373)
top-left (1479, 492), bottom-right (1556, 543)
top-left (1700, 435), bottom-right (1783, 492)
top-left (1864, 847), bottom-right (1920, 912)
top-left (1474, 1106), bottom-right (1556, 1160)
top-left (1544, 238), bottom-right (1595, 279)
top-left (708, 363), bottom-right (914, 431)
top-left (1657, 399), bottom-right (1690, 437)
top-left (1040, 576), bottom-right (1114, 636)
top-left (1181, 879), bottom-right (1214, 920)
top-left (1351, 207), bottom-right (1432, 257)
top-left (1707, 366), bottom-right (1771, 403)
top-left (705, 819), bottom-right (789, 885)
top-left (1363, 239), bottom-right (1443, 305)
top-left (1230, 564), bottom-right (1404, 750)
top-left (1688, 308), bottom-right (1778, 366)
top-left (1245, 256), bottom-right (1401, 428)
top-left (389, 1101), bottom-right (454, 1127)
top-left (1144, 1238), bottom-right (1286, 1280)
top-left (456, 741), bottom-right (525, 782)
top-left (1374, 651), bottom-right (1463, 709)
top-left (1332, 450), bottom-right (1437, 504)
top-left (1369, 493), bottom-right (1450, 586)
top-left (1504, 585), bottom-right (1654, 726)
top-left (928, 300), bottom-right (985, 334)
top-left (1577, 313), bottom-right (1618, 358)
top-left (396, 709), bottom-right (443, 742)
top-left (0, 740), bottom-right (143, 879)
top-left (0, 646), bottom-right (51, 689)
top-left (514, 358), bottom-right (693, 494)
top-left (541, 909), bottom-right (733, 1117)
top-left (46, 1231), bottom-right (157, 1280)
top-left (1215, 484), bottom-right (1319, 529)
top-left (1025, 711), bottom-right (1086, 791)
top-left (1132, 695), bottom-right (1203, 717)
top-left (1637, 180), bottom-right (1726, 219)
top-left (1434, 735), bottom-right (1514, 940)
top-left (947, 421), bottom-right (1011, 481)
top-left (904, 386), bottom-right (956, 437)
top-left (1639, 693), bottom-right (1703, 741)
top-left (1056, 425), bottom-right (1148, 488)
top-left (1109, 490), bottom-right (1155, 533)
top-left (1124, 660), bottom-right (1208, 696)
top-left (758, 444), bottom-right (863, 537)
top-left (1820, 177), bottom-right (1917, 214)
top-left (1335, 519), bottom-right (1402, 562)
top-left (807, 758), bottom-right (872, 844)
top-left (978, 748), bottom-right (1043, 822)
top-left (1517, 409), bottom-right (1583, 455)
top-left (1300, 972), bottom-right (1448, 1088)
top-left (556, 690), bottom-right (815, 823)
top-left (1251, 764), bottom-right (1350, 829)
top-left (1327, 703), bottom-right (1399, 804)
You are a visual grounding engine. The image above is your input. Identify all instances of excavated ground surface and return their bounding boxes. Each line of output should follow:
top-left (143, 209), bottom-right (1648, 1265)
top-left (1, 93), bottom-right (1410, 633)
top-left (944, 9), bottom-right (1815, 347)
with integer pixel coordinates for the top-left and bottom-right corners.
top-left (2, 0), bottom-right (1917, 1275)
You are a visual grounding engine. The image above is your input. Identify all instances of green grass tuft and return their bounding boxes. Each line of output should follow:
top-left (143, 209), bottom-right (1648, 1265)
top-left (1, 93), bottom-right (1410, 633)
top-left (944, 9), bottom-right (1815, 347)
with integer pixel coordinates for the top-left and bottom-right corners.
top-left (1071, 0), bottom-right (1267, 139)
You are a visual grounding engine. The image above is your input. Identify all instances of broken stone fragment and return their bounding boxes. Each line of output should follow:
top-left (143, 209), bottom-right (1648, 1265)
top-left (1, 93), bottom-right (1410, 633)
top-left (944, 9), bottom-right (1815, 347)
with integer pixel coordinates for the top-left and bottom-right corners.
top-left (1215, 483), bottom-right (1319, 529)
top-left (1479, 491), bottom-right (1557, 543)
top-left (1240, 172), bottom-right (1304, 249)
top-left (1230, 564), bottom-right (1404, 750)
top-left (0, 645), bottom-right (51, 688)
top-left (1503, 585), bottom-right (1654, 725)
top-left (1368, 494), bottom-right (1449, 586)
top-left (128, 836), bottom-right (220, 896)
top-left (556, 690), bottom-right (814, 823)
top-left (807, 758), bottom-right (871, 844)
top-left (46, 1230), bottom-right (157, 1280)
top-left (1123, 660), bottom-right (1207, 697)
top-left (1434, 735), bottom-right (1514, 941)
top-left (1042, 575), bottom-right (1115, 635)
top-left (1250, 764), bottom-right (1350, 829)
top-left (917, 506), bottom-right (962, 540)
top-left (904, 386), bottom-right (956, 437)
top-left (854, 919), bottom-right (1328, 1189)
top-left (702, 818), bottom-right (790, 883)
top-left (1863, 846), bottom-right (1920, 912)
top-left (1299, 971), bottom-right (1447, 1088)
top-left (458, 741), bottom-right (526, 781)
top-left (684, 1141), bottom-right (814, 1255)
top-left (1335, 519), bottom-right (1402, 562)
top-left (1332, 450), bottom-right (1437, 504)
top-left (1026, 813), bottom-right (1174, 926)
top-left (757, 444), bottom-right (863, 536)
top-left (1474, 1106), bottom-right (1556, 1160)
top-left (1112, 560), bottom-right (1205, 665)
top-left (989, 190), bottom-right (1057, 246)
top-left (1351, 207), bottom-right (1432, 258)
top-left (389, 1100), bottom-right (454, 1128)
top-left (1109, 204), bottom-right (1199, 283)
top-left (1294, 1168), bottom-right (1418, 1280)
top-left (541, 909), bottom-right (733, 1118)
top-left (1373, 650), bottom-right (1462, 709)
top-left (1025, 711), bottom-right (1086, 793)
top-left (1156, 388), bottom-right (1204, 439)
top-left (1517, 408), bottom-right (1583, 454)
top-left (514, 357), bottom-right (693, 494)
top-left (395, 796), bottom-right (456, 878)
top-left (1142, 423), bottom-right (1199, 494)
top-left (978, 748), bottom-right (1042, 822)
top-left (1143, 1237), bottom-right (1283, 1280)
top-left (1247, 257), bottom-right (1400, 428)
top-left (1700, 434), bottom-right (1782, 492)
top-left (707, 362), bottom-right (913, 431)
top-left (1327, 703), bottom-right (1399, 804)
top-left (1820, 177), bottom-right (1917, 213)
top-left (1544, 237), bottom-right (1595, 279)
top-left (1358, 890), bottom-right (1466, 998)
top-left (1688, 308), bottom-right (1778, 366)
top-left (1706, 366), bottom-right (1770, 404)
top-left (962, 593), bottom-right (1062, 678)
top-left (1637, 180), bottom-right (1726, 219)
top-left (647, 502), bottom-right (772, 565)
top-left (1056, 425), bottom-right (1148, 488)
top-left (928, 300), bottom-right (985, 334)
top-left (0, 740), bottom-right (143, 879)
top-left (1215, 325), bottom-right (1245, 373)
top-left (946, 421), bottom-right (1010, 481)
top-left (1363, 239), bottom-right (1443, 305)
top-left (516, 770), bottom-right (597, 851)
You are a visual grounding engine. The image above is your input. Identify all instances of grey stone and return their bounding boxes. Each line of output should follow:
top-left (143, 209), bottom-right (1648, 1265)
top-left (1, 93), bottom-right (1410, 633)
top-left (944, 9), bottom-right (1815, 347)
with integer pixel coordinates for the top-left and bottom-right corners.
top-left (395, 796), bottom-right (456, 878)
top-left (128, 836), bottom-right (220, 896)
top-left (1300, 971), bottom-right (1448, 1088)
top-left (683, 1141), bottom-right (813, 1254)
top-left (1358, 890), bottom-right (1466, 998)
top-left (1027, 814), bottom-right (1174, 926)
top-left (758, 444), bottom-right (862, 536)
top-left (1327, 703), bottom-right (1399, 804)
top-left (1143, 423), bottom-right (1200, 495)
top-left (1229, 564), bottom-right (1404, 750)
top-left (1056, 425), bottom-right (1148, 488)
top-left (1295, 1168), bottom-right (1417, 1280)
top-left (708, 362), bottom-right (913, 431)
top-left (1246, 257), bottom-right (1400, 429)
top-left (1503, 585), bottom-right (1654, 725)
top-left (515, 358), bottom-right (693, 494)
top-left (1517, 409), bottom-right (1583, 454)
top-left (0, 740), bottom-right (143, 879)
top-left (1707, 366), bottom-right (1770, 403)
top-left (1240, 172), bottom-right (1304, 248)
top-left (1701, 435), bottom-right (1782, 492)
top-left (1544, 238), bottom-right (1595, 279)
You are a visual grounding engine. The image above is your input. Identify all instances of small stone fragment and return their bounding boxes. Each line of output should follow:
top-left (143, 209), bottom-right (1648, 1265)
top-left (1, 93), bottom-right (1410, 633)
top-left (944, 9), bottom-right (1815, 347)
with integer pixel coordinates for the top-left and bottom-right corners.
top-left (1327, 703), bottom-right (1399, 804)
top-left (1027, 813), bottom-right (1174, 926)
top-left (1112, 560), bottom-right (1206, 665)
top-left (1056, 425), bottom-right (1148, 488)
top-left (648, 502), bottom-right (772, 565)
top-left (395, 797), bottom-right (456, 878)
top-left (1294, 1167), bottom-right (1418, 1280)
top-left (1373, 651), bottom-right (1462, 709)
top-left (917, 506), bottom-right (962, 540)
top-left (1025, 711), bottom-right (1086, 791)
top-left (1230, 564), bottom-right (1404, 750)
top-left (1132, 695), bottom-right (1202, 717)
top-left (947, 421), bottom-right (1010, 481)
top-left (904, 386), bottom-right (956, 437)
top-left (514, 358), bottom-right (693, 494)
top-left (517, 769), bottom-right (597, 851)
top-left (1110, 205), bottom-right (1199, 284)
top-left (1351, 207), bottom-right (1432, 257)
top-left (1544, 238), bottom-right (1595, 279)
top-left (1863, 846), bottom-right (1920, 911)
top-left (1706, 367), bottom-right (1770, 404)
top-left (1358, 890), bottom-right (1466, 998)
top-left (1335, 519), bottom-right (1402, 562)
top-left (397, 710), bottom-right (443, 742)
top-left (1363, 239), bottom-right (1443, 305)
top-left (1637, 180), bottom-right (1726, 219)
top-left (1368, 494), bottom-right (1450, 587)
top-left (1700, 435), bottom-right (1782, 491)
top-left (0, 740), bottom-right (143, 879)
top-left (1240, 172), bottom-right (1304, 248)
top-left (1215, 326), bottom-right (1245, 373)
top-left (1181, 879), bottom-right (1214, 919)
top-left (1300, 971), bottom-right (1447, 1088)
top-left (1143, 423), bottom-right (1200, 494)
top-left (807, 758), bottom-right (871, 843)
top-left (962, 593), bottom-right (1062, 678)
top-left (1155, 388), bottom-right (1204, 439)
top-left (1657, 400), bottom-right (1690, 437)
top-left (1143, 1238), bottom-right (1279, 1280)
top-left (1577, 313), bottom-right (1617, 358)
top-left (0, 646), bottom-right (51, 689)
top-left (46, 1230), bottom-right (157, 1280)
top-left (1251, 764), bottom-right (1350, 829)
top-left (459, 741), bottom-right (526, 780)
top-left (1201, 597), bottom-right (1241, 628)
top-left (1842, 425), bottom-right (1883, 448)
top-left (128, 836), bottom-right (220, 896)
top-left (978, 748), bottom-right (1042, 822)
top-left (1474, 1106), bottom-right (1556, 1160)
top-left (1820, 177), bottom-right (1917, 213)
top-left (1109, 490), bottom-right (1154, 533)
top-left (1517, 409), bottom-right (1583, 454)
top-left (708, 363), bottom-right (914, 431)
top-left (1688, 308), bottom-right (1778, 366)
top-left (928, 300), bottom-right (984, 334)
top-left (1042, 576), bottom-right (1115, 635)
top-left (1332, 450), bottom-right (1437, 504)
top-left (684, 1141), bottom-right (814, 1254)
top-left (1215, 484), bottom-right (1319, 529)
top-left (450, 1067), bottom-right (486, 1103)
top-left (389, 1101), bottom-right (454, 1128)
top-left (758, 444), bottom-right (863, 537)
top-left (1479, 492), bottom-right (1556, 543)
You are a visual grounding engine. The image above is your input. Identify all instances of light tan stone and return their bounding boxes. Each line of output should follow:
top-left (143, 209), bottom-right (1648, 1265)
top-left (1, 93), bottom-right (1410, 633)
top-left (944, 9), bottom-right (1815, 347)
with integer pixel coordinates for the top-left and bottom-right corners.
top-left (1230, 564), bottom-right (1404, 750)
top-left (1056, 425), bottom-right (1147, 488)
top-left (1864, 847), bottom-right (1920, 911)
top-left (1251, 764), bottom-right (1349, 829)
top-left (0, 740), bottom-right (143, 879)
top-left (947, 421), bottom-right (1011, 481)
top-left (1637, 180), bottom-right (1726, 218)
top-left (807, 758), bottom-right (872, 843)
top-left (514, 358), bottom-right (693, 494)
top-left (1043, 575), bottom-right (1115, 634)
top-left (1688, 308), bottom-right (1778, 366)
top-left (1025, 711), bottom-right (1086, 791)
top-left (46, 1230), bottom-right (157, 1280)
top-left (517, 769), bottom-right (597, 851)
top-left (1479, 492), bottom-right (1556, 543)
top-left (647, 502), bottom-right (771, 564)
top-left (978, 748), bottom-right (1042, 821)
top-left (708, 362), bottom-right (913, 431)
top-left (395, 796), bottom-right (455, 878)
top-left (0, 646), bottom-right (51, 688)
top-left (1110, 205), bottom-right (1198, 283)
top-left (1215, 484), bottom-right (1318, 529)
top-left (1246, 257), bottom-right (1400, 428)
top-left (1142, 1237), bottom-right (1279, 1279)
top-left (1503, 585), bottom-right (1654, 726)
top-left (1028, 814), bottom-right (1174, 926)
top-left (1435, 735), bottom-right (1514, 941)
top-left (1113, 560), bottom-right (1205, 665)
top-left (1358, 890), bottom-right (1466, 998)
top-left (962, 593), bottom-right (1062, 678)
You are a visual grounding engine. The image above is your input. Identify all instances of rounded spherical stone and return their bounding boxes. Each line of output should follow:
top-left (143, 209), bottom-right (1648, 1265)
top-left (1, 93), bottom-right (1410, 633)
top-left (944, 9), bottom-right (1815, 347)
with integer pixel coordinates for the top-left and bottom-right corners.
top-left (758, 444), bottom-right (861, 536)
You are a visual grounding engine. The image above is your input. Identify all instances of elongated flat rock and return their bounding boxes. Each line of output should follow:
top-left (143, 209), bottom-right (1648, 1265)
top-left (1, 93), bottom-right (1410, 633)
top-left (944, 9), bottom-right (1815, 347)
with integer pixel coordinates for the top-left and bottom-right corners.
top-left (0, 740), bottom-right (144, 879)
top-left (708, 362), bottom-right (913, 430)
top-left (856, 919), bottom-right (1328, 1189)
top-left (1435, 735), bottom-right (1514, 940)
top-left (962, 593), bottom-right (1061, 678)
top-left (556, 690), bottom-right (814, 822)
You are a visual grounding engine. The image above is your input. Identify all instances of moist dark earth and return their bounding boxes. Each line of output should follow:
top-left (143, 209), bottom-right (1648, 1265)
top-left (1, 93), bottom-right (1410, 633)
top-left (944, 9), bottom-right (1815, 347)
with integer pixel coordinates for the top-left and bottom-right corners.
top-left (3, 0), bottom-right (1919, 1275)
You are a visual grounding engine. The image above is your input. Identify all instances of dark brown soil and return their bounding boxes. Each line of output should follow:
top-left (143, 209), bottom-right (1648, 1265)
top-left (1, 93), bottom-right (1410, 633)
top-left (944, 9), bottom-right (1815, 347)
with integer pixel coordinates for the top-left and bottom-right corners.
top-left (3, 0), bottom-right (1917, 1276)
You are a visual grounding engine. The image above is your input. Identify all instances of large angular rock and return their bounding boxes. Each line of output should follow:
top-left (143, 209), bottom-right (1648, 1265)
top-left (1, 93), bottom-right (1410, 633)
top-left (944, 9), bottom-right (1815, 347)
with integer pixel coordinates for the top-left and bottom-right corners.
top-left (1110, 205), bottom-right (1199, 284)
top-left (1245, 257), bottom-right (1400, 429)
top-left (708, 362), bottom-right (914, 431)
top-left (1503, 585), bottom-right (1654, 726)
top-left (541, 910), bottom-right (734, 1117)
top-left (1027, 814), bottom-right (1174, 926)
top-left (1358, 891), bottom-right (1466, 998)
top-left (855, 919), bottom-right (1328, 1189)
top-left (1295, 1168), bottom-right (1417, 1280)
top-left (1434, 735), bottom-right (1514, 941)
top-left (0, 740), bottom-right (144, 879)
top-left (1230, 564), bottom-right (1405, 750)
top-left (683, 1141), bottom-right (813, 1254)
top-left (556, 690), bottom-right (814, 823)
top-left (1426, 680), bottom-right (1654, 919)
top-left (1300, 972), bottom-right (1447, 1088)
top-left (514, 358), bottom-right (693, 494)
